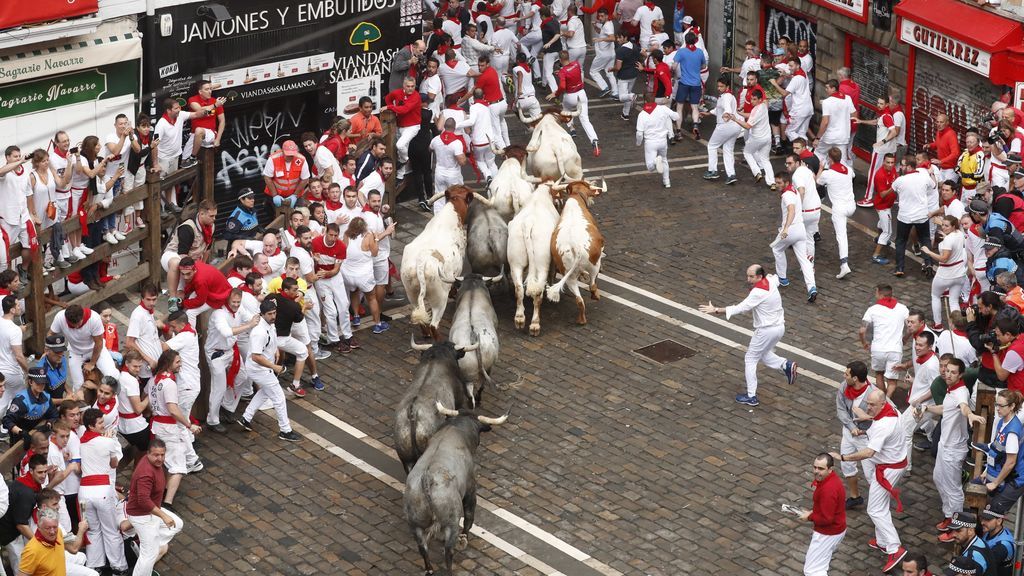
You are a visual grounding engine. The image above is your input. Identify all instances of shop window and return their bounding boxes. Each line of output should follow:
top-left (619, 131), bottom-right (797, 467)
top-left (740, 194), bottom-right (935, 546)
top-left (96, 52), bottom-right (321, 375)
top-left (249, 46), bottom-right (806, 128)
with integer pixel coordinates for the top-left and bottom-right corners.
top-left (910, 51), bottom-right (1002, 152)
top-left (847, 36), bottom-right (889, 157)
top-left (764, 4), bottom-right (816, 54)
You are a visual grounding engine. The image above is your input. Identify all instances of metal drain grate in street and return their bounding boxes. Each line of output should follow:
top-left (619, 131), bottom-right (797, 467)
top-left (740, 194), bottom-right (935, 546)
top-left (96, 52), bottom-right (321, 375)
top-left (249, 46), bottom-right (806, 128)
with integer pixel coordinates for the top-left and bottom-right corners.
top-left (633, 340), bottom-right (697, 364)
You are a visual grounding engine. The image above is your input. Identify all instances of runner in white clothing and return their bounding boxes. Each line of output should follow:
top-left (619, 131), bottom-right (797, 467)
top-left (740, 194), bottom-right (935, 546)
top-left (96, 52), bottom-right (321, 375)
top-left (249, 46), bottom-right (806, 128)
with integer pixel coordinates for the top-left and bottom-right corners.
top-left (816, 147), bottom-right (857, 279)
top-left (770, 58), bottom-right (813, 143)
top-left (78, 408), bottom-right (126, 573)
top-left (921, 218), bottom-right (967, 328)
top-left (814, 81), bottom-right (858, 168)
top-left (631, 1), bottom-right (664, 51)
top-left (786, 153), bottom-right (821, 262)
top-left (771, 172), bottom-right (818, 301)
top-left (635, 94), bottom-right (679, 188)
top-left (429, 119), bottom-right (469, 215)
top-left (48, 306), bottom-right (118, 391)
top-left (456, 89), bottom-right (498, 180)
top-left (700, 264), bottom-right (799, 407)
top-left (859, 285), bottom-right (910, 397)
top-left (703, 76), bottom-right (742, 184)
top-left (901, 332), bottom-right (940, 472)
top-left (205, 290), bottom-right (259, 431)
top-left (589, 10), bottom-right (618, 98)
top-left (733, 92), bottom-right (775, 189)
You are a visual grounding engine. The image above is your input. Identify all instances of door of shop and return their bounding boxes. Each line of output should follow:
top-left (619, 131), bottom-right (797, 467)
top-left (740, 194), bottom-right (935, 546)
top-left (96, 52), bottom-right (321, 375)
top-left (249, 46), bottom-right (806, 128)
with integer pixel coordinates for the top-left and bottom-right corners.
top-left (909, 51), bottom-right (1001, 152)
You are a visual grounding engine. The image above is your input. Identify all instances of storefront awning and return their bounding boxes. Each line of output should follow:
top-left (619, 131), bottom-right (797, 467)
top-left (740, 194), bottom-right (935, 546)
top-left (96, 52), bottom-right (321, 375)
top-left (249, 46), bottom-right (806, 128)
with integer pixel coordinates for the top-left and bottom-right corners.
top-left (0, 32), bottom-right (142, 86)
top-left (896, 0), bottom-right (1024, 83)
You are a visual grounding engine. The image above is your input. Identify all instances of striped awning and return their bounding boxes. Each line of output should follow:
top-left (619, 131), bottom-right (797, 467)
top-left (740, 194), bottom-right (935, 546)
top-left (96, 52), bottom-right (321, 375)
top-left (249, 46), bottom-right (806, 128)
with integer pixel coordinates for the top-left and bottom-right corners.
top-left (0, 31), bottom-right (141, 85)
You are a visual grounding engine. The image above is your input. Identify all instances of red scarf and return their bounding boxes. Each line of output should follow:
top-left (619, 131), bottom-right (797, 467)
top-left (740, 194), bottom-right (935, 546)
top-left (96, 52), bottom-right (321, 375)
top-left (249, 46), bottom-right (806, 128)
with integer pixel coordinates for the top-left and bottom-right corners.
top-left (793, 68), bottom-right (806, 77)
top-left (541, 16), bottom-right (554, 26)
top-left (199, 220), bottom-right (213, 245)
top-left (140, 301), bottom-right (155, 314)
top-left (916, 351), bottom-right (935, 365)
top-left (751, 277), bottom-right (770, 291)
top-left (844, 382), bottom-right (867, 401)
top-left (799, 148), bottom-right (813, 160)
top-left (797, 48), bottom-right (808, 56)
top-left (876, 297), bottom-right (898, 309)
top-left (644, 0), bottom-right (654, 7)
top-left (156, 371), bottom-right (175, 384)
top-left (889, 104), bottom-right (903, 114)
top-left (97, 397), bottom-right (116, 415)
top-left (439, 130), bottom-right (480, 181)
top-left (69, 308), bottom-right (92, 329)
top-left (228, 270), bottom-right (246, 283)
top-left (16, 473), bottom-right (41, 492)
top-left (942, 195), bottom-right (956, 207)
top-left (830, 163), bottom-right (849, 175)
top-left (178, 322), bottom-right (196, 335)
top-left (161, 112), bottom-right (176, 126)
top-left (686, 43), bottom-right (697, 51)
top-left (33, 529), bottom-right (57, 546)
top-left (947, 379), bottom-right (966, 393)
top-left (516, 62), bottom-right (531, 73)
top-left (239, 285), bottom-right (254, 295)
top-left (780, 184), bottom-right (795, 196)
top-left (446, 58), bottom-right (460, 69)
top-left (642, 102), bottom-right (658, 114)
top-left (954, 329), bottom-right (967, 337)
top-left (873, 402), bottom-right (898, 420)
top-left (325, 198), bottom-right (343, 210)
top-left (278, 290), bottom-right (300, 302)
top-left (52, 145), bottom-right (67, 159)
top-left (138, 132), bottom-right (150, 147)
top-left (362, 203), bottom-right (377, 214)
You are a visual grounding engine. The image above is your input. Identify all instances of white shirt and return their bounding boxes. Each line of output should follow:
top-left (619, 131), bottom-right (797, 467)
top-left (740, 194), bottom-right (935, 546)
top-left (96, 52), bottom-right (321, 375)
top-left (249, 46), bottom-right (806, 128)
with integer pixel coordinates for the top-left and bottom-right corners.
top-left (792, 166), bottom-right (819, 211)
top-left (936, 330), bottom-right (977, 366)
top-left (438, 60), bottom-right (471, 95)
top-left (892, 109), bottom-right (908, 147)
top-left (910, 354), bottom-right (940, 404)
top-left (420, 74), bottom-right (443, 120)
top-left (632, 4), bottom-right (663, 47)
top-left (103, 132), bottom-right (130, 180)
top-left (594, 21), bottom-right (616, 56)
top-left (313, 146), bottom-right (343, 186)
top-left (0, 317), bottom-right (22, 375)
top-left (126, 305), bottom-right (162, 378)
top-left (359, 170), bottom-right (386, 197)
top-left (799, 52), bottom-right (813, 75)
top-left (457, 101), bottom-right (494, 145)
top-left (430, 135), bottom-right (466, 173)
top-left (49, 309), bottom-right (103, 357)
top-left (166, 329), bottom-right (201, 389)
top-left (440, 108), bottom-right (468, 136)
top-left (46, 439), bottom-right (68, 495)
top-left (49, 151), bottom-right (71, 194)
top-left (636, 105), bottom-right (679, 141)
top-left (440, 20), bottom-right (462, 43)
top-left (725, 274), bottom-right (784, 329)
top-left (820, 94), bottom-right (856, 143)
top-left (747, 103), bottom-right (770, 141)
top-left (247, 319), bottom-right (279, 376)
top-left (780, 187), bottom-right (804, 226)
top-left (550, 0), bottom-right (570, 20)
top-left (739, 56), bottom-right (761, 79)
top-left (149, 374), bottom-right (183, 436)
top-left (60, 432), bottom-right (81, 495)
top-left (0, 165), bottom-right (30, 224)
top-left (331, 204), bottom-right (363, 238)
top-left (966, 225), bottom-right (988, 272)
top-left (817, 165), bottom-right (856, 206)
top-left (940, 385), bottom-right (971, 450)
top-left (291, 245), bottom-right (316, 278)
top-left (206, 308), bottom-right (241, 355)
top-left (79, 432), bottom-right (121, 485)
top-left (784, 73), bottom-right (812, 117)
top-left (862, 301), bottom-right (910, 354)
top-left (154, 111), bottom-right (195, 160)
top-left (363, 210), bottom-right (390, 261)
top-left (893, 168), bottom-right (935, 223)
top-left (714, 93), bottom-right (737, 125)
top-left (513, 65), bottom-right (536, 98)
top-left (935, 230), bottom-right (967, 279)
top-left (565, 16), bottom-right (586, 49)
top-left (491, 28), bottom-right (518, 60)
top-left (866, 410), bottom-right (907, 464)
top-left (476, 14), bottom-right (494, 43)
top-left (116, 371), bottom-right (148, 435)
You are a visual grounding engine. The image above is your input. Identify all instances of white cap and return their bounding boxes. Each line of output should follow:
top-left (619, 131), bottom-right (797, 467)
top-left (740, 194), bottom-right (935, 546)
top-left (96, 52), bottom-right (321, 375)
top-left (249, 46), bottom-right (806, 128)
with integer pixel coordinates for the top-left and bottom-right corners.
top-left (683, 15), bottom-right (694, 24)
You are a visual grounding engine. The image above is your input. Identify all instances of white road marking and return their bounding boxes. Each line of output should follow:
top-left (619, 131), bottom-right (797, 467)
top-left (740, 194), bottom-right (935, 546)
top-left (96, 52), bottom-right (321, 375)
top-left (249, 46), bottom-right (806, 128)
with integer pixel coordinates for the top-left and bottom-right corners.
top-left (598, 162), bottom-right (707, 180)
top-left (292, 416), bottom-right (625, 575)
top-left (582, 154), bottom-right (706, 174)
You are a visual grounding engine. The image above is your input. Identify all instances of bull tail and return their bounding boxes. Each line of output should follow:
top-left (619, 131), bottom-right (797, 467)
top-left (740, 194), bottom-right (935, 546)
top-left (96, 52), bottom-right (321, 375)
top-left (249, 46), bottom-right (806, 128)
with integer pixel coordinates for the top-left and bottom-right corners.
top-left (546, 246), bottom-right (584, 303)
top-left (407, 402), bottom-right (423, 465)
top-left (411, 256), bottom-right (431, 326)
top-left (420, 474), bottom-right (442, 543)
top-left (473, 331), bottom-right (492, 388)
top-left (523, 224), bottom-right (546, 299)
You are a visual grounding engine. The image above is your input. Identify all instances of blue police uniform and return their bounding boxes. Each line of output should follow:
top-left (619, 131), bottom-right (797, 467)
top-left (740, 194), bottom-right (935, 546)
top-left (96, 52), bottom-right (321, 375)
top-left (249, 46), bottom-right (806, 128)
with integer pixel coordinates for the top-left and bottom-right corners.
top-left (961, 535), bottom-right (997, 576)
top-left (35, 356), bottom-right (69, 400)
top-left (2, 388), bottom-right (58, 445)
top-left (983, 527), bottom-right (1015, 576)
top-left (223, 205), bottom-right (262, 240)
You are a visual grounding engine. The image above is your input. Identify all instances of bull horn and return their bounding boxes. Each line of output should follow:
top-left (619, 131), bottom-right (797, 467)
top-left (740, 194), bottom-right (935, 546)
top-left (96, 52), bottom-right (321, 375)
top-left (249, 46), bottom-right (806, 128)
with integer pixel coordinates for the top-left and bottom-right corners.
top-left (472, 192), bottom-right (493, 206)
top-left (517, 107), bottom-right (540, 124)
top-left (482, 273), bottom-right (504, 283)
top-left (562, 108), bottom-right (581, 118)
top-left (435, 401), bottom-right (460, 417)
top-left (490, 142), bottom-right (506, 156)
top-left (454, 342), bottom-right (479, 352)
top-left (524, 175), bottom-right (542, 183)
top-left (477, 413), bottom-right (509, 426)
top-left (426, 190), bottom-right (448, 205)
top-left (410, 334), bottom-right (432, 351)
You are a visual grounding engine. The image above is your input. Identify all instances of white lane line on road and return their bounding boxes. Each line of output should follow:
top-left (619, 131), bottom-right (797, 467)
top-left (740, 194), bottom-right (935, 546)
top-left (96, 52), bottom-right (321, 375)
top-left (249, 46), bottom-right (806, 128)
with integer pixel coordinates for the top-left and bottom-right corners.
top-left (597, 163), bottom-right (707, 180)
top-left (599, 275), bottom-right (847, 375)
top-left (582, 154), bottom-right (706, 174)
top-left (291, 423), bottom-right (569, 576)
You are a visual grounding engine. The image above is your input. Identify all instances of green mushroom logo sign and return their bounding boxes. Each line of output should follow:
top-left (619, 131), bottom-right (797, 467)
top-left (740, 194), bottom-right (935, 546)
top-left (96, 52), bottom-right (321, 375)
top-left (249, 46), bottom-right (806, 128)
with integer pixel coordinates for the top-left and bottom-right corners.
top-left (350, 22), bottom-right (382, 52)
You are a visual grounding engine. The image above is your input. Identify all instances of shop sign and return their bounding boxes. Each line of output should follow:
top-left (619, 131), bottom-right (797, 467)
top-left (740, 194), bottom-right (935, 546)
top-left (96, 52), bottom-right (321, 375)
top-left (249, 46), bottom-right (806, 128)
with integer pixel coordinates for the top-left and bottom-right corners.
top-left (0, 35), bottom-right (142, 85)
top-left (207, 52), bottom-right (334, 89)
top-left (900, 19), bottom-right (991, 76)
top-left (809, 0), bottom-right (868, 23)
top-left (0, 69), bottom-right (107, 119)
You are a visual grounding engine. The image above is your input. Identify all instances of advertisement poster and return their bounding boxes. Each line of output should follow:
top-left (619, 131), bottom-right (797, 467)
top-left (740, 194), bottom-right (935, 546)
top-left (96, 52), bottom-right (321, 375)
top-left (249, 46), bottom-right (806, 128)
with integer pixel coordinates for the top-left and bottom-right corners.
top-left (337, 75), bottom-right (380, 117)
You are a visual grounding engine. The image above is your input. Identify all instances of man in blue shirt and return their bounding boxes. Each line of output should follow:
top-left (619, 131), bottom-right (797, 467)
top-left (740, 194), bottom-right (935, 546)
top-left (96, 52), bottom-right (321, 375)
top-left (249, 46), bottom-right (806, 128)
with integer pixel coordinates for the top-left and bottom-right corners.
top-left (947, 511), bottom-right (995, 576)
top-left (36, 335), bottom-right (70, 402)
top-left (980, 507), bottom-right (1014, 576)
top-left (672, 1), bottom-right (685, 46)
top-left (672, 32), bottom-right (706, 141)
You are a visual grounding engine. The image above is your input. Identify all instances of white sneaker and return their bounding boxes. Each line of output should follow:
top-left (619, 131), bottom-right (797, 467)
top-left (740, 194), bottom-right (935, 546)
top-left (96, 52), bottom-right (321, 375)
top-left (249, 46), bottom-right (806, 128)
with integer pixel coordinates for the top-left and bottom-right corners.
top-left (79, 245), bottom-right (94, 255)
top-left (113, 230), bottom-right (126, 240)
top-left (836, 263), bottom-right (852, 279)
top-left (99, 195), bottom-right (113, 209)
top-left (655, 156), bottom-right (664, 174)
top-left (60, 244), bottom-right (70, 259)
top-left (103, 232), bottom-right (118, 245)
top-left (71, 246), bottom-right (86, 260)
top-left (663, 181), bottom-right (671, 189)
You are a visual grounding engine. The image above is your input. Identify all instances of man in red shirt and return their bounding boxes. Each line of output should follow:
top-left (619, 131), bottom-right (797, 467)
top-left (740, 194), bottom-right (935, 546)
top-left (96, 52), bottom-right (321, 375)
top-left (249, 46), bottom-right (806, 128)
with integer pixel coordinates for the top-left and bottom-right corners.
top-left (127, 439), bottom-right (184, 576)
top-left (641, 49), bottom-right (673, 106)
top-left (548, 50), bottom-right (601, 156)
top-left (926, 113), bottom-right (961, 182)
top-left (311, 223), bottom-right (357, 353)
top-left (871, 153), bottom-right (898, 265)
top-left (469, 54), bottom-right (510, 149)
top-left (183, 81), bottom-right (226, 167)
top-left (799, 453), bottom-right (847, 575)
top-left (178, 257), bottom-right (232, 324)
top-left (384, 77), bottom-right (423, 179)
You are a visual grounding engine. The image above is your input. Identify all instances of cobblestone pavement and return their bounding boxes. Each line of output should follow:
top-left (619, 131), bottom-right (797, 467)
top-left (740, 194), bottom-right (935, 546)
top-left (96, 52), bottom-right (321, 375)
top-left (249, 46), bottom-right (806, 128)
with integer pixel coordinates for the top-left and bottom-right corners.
top-left (137, 89), bottom-right (960, 576)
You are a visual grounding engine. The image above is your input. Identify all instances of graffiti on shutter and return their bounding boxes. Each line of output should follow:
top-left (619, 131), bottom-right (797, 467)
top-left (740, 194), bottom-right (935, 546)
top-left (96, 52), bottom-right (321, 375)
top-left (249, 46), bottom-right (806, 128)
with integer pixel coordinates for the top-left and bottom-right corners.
top-left (764, 6), bottom-right (816, 55)
top-left (910, 51), bottom-right (1000, 152)
top-left (851, 40), bottom-right (889, 152)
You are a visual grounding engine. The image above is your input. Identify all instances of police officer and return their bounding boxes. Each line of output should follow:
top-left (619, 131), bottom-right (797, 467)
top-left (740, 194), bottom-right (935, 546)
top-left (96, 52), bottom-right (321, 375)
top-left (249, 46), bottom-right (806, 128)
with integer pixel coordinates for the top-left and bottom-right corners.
top-left (980, 507), bottom-right (1015, 576)
top-left (222, 188), bottom-right (263, 242)
top-left (944, 556), bottom-right (982, 576)
top-left (947, 511), bottom-right (995, 575)
top-left (2, 367), bottom-right (59, 446)
top-left (35, 335), bottom-right (70, 402)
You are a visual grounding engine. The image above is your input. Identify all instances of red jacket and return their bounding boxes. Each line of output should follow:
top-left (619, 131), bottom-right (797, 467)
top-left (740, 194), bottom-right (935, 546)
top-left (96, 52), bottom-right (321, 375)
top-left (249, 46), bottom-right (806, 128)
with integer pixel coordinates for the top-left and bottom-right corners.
top-left (929, 126), bottom-right (961, 169)
top-left (475, 67), bottom-right (503, 104)
top-left (808, 471), bottom-right (846, 535)
top-left (385, 89), bottom-right (423, 128)
top-left (182, 261), bottom-right (233, 310)
top-left (873, 167), bottom-right (897, 210)
top-left (556, 61), bottom-right (584, 96)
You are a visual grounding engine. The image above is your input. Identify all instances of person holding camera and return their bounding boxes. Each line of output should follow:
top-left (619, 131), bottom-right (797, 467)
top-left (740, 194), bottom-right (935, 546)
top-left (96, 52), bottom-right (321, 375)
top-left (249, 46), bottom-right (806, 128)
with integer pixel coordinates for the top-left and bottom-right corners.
top-left (967, 291), bottom-right (1007, 387)
top-left (985, 313), bottom-right (1024, 391)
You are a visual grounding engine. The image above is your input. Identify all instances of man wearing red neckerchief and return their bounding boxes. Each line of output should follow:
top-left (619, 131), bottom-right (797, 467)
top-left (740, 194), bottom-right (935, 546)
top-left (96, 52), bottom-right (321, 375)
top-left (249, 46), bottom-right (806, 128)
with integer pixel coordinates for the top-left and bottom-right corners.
top-left (548, 51), bottom-right (601, 156)
top-left (2, 455), bottom-right (51, 569)
top-left (205, 289), bottom-right (259, 432)
top-left (48, 304), bottom-right (119, 392)
top-left (161, 198), bottom-right (218, 309)
top-left (835, 361), bottom-right (871, 510)
top-left (183, 80), bottom-right (226, 166)
top-left (814, 80), bottom-right (858, 169)
top-left (78, 407), bottom-right (128, 573)
top-left (829, 387), bottom-right (909, 573)
top-left (19, 507), bottom-right (90, 576)
top-left (636, 93), bottom-right (678, 189)
top-left (870, 153), bottom-right (898, 265)
top-left (0, 146), bottom-right (39, 277)
top-left (797, 453), bottom-right (846, 575)
top-left (126, 283), bottom-right (163, 385)
top-left (457, 88), bottom-right (500, 180)
top-left (901, 332), bottom-right (941, 472)
top-left (429, 118), bottom-right (469, 216)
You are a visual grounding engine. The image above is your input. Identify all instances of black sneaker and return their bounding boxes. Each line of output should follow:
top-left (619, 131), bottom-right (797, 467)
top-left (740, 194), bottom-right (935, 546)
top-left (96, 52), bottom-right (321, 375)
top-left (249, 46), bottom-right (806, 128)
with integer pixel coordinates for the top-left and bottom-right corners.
top-left (278, 431), bottom-right (301, 442)
top-left (348, 336), bottom-right (362, 350)
top-left (238, 417), bottom-right (253, 432)
top-left (209, 423), bottom-right (228, 433)
top-left (338, 340), bottom-right (352, 354)
top-left (597, 89), bottom-right (610, 98)
top-left (914, 439), bottom-right (933, 451)
top-left (620, 113), bottom-right (629, 121)
top-left (726, 175), bottom-right (737, 185)
top-left (845, 496), bottom-right (864, 510)
top-left (180, 157), bottom-right (198, 169)
top-left (813, 232), bottom-right (822, 243)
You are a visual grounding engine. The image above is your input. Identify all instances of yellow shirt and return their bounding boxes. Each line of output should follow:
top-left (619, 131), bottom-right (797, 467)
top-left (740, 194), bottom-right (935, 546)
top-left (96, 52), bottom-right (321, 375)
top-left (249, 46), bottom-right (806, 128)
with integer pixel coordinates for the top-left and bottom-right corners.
top-left (265, 275), bottom-right (308, 295)
top-left (19, 529), bottom-right (65, 576)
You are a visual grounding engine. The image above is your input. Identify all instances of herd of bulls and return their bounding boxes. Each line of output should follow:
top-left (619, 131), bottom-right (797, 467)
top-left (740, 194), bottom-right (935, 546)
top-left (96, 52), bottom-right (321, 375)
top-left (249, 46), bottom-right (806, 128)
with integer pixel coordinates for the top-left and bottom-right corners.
top-left (392, 109), bottom-right (608, 575)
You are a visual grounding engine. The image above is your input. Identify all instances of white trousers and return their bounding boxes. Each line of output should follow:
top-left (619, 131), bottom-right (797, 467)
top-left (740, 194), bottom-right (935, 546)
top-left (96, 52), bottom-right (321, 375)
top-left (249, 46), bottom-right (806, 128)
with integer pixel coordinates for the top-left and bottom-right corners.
top-left (644, 141), bottom-right (670, 186)
top-left (803, 530), bottom-right (845, 576)
top-left (787, 114), bottom-right (812, 143)
top-left (542, 52), bottom-right (559, 92)
top-left (492, 54), bottom-right (509, 78)
top-left (933, 445), bottom-right (967, 517)
top-left (772, 225), bottom-right (816, 290)
top-left (864, 150), bottom-right (885, 202)
top-left (932, 275), bottom-right (964, 326)
top-left (876, 208), bottom-right (892, 246)
top-left (816, 139), bottom-right (850, 168)
top-left (472, 144), bottom-right (498, 180)
top-left (568, 47), bottom-right (586, 69)
top-left (68, 348), bottom-right (118, 391)
top-left (207, 349), bottom-right (246, 425)
top-left (318, 276), bottom-right (352, 342)
top-left (521, 32), bottom-right (542, 76)
top-left (396, 125), bottom-right (420, 165)
top-left (900, 406), bottom-right (935, 470)
top-left (81, 485), bottom-right (128, 570)
top-left (433, 169), bottom-right (464, 215)
top-left (67, 553), bottom-right (98, 576)
top-left (804, 209), bottom-right (821, 262)
top-left (242, 369), bottom-right (292, 433)
top-left (303, 286), bottom-right (322, 352)
top-left (184, 303), bottom-right (212, 326)
top-left (617, 78), bottom-right (636, 116)
top-left (589, 52), bottom-right (616, 93)
top-left (176, 385), bottom-right (201, 469)
top-left (831, 202), bottom-right (855, 261)
top-left (517, 96), bottom-right (541, 121)
top-left (563, 90), bottom-right (597, 143)
top-left (129, 509), bottom-right (184, 576)
top-left (840, 427), bottom-right (868, 478)
top-left (707, 123), bottom-right (742, 176)
top-left (864, 461), bottom-right (904, 554)
top-left (743, 136), bottom-right (774, 181)
top-left (488, 101), bottom-right (510, 149)
top-left (744, 324), bottom-right (787, 397)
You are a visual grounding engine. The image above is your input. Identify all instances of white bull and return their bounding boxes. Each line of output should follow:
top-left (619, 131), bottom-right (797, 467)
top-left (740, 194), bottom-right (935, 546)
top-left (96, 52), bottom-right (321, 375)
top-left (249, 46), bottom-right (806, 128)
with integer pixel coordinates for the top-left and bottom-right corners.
top-left (486, 144), bottom-right (534, 221)
top-left (401, 185), bottom-right (475, 340)
top-left (518, 108), bottom-right (583, 183)
top-left (507, 183), bottom-right (560, 336)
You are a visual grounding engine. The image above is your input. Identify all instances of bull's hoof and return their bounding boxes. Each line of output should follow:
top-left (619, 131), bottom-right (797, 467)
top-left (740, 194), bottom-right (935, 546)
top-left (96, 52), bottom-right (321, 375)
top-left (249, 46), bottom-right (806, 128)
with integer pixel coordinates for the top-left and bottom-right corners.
top-left (590, 286), bottom-right (600, 301)
top-left (456, 533), bottom-right (469, 550)
top-left (529, 323), bottom-right (541, 336)
top-left (514, 315), bottom-right (526, 330)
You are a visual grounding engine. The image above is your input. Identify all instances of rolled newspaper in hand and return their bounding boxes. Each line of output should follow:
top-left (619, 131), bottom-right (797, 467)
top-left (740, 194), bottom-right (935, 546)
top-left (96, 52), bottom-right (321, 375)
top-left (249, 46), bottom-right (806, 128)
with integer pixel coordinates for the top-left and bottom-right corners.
top-left (781, 503), bottom-right (802, 516)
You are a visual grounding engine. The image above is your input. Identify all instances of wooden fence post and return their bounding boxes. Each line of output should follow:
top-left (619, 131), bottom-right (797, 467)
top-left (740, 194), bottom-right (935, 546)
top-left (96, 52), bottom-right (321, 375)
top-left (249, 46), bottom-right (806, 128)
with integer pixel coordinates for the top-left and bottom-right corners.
top-left (201, 147), bottom-right (216, 204)
top-left (142, 171), bottom-right (163, 291)
top-left (26, 245), bottom-right (46, 353)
